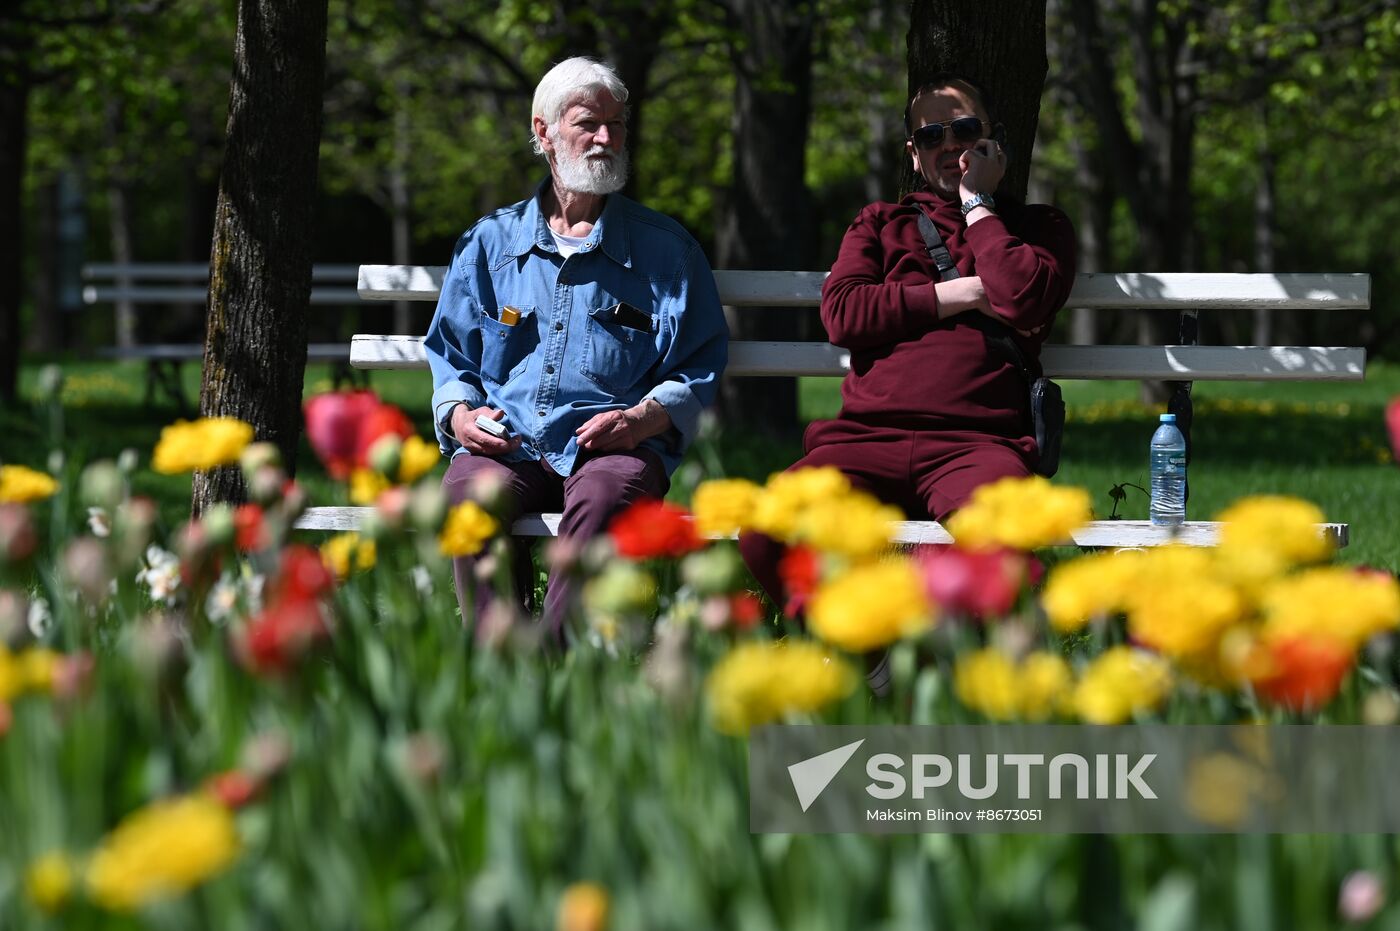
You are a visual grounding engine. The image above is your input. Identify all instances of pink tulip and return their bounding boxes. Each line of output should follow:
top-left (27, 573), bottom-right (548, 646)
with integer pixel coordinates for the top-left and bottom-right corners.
top-left (1339, 870), bottom-right (1384, 923)
top-left (1387, 397), bottom-right (1400, 464)
top-left (918, 545), bottom-right (1027, 620)
top-left (303, 391), bottom-right (383, 479)
top-left (0, 504), bottom-right (36, 563)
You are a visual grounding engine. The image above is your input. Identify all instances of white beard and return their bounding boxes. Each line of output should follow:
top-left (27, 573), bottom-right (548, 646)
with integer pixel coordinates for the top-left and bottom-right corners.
top-left (552, 138), bottom-right (629, 195)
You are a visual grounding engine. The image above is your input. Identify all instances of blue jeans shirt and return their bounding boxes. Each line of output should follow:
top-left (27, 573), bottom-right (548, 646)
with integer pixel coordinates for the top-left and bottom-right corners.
top-left (424, 184), bottom-right (728, 477)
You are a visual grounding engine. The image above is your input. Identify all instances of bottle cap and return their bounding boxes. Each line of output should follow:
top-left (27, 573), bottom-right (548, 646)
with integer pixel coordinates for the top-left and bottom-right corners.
top-left (1159, 413), bottom-right (1176, 423)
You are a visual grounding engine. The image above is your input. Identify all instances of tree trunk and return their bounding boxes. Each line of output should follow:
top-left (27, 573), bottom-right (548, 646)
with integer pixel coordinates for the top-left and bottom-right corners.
top-left (545, 0), bottom-right (676, 201)
top-left (1067, 0), bottom-right (1201, 402)
top-left (1252, 104), bottom-right (1277, 345)
top-left (1047, 0), bottom-right (1109, 344)
top-left (33, 180), bottom-right (59, 352)
top-left (106, 179), bottom-right (137, 349)
top-left (390, 81), bottom-right (412, 337)
top-left (0, 55), bottom-right (30, 404)
top-left (194, 0), bottom-right (328, 513)
top-left (905, 0), bottom-right (1048, 204)
top-left (715, 0), bottom-right (816, 437)
top-left (863, 0), bottom-right (902, 204)
top-left (599, 2), bottom-right (673, 202)
top-left (103, 100), bottom-right (136, 349)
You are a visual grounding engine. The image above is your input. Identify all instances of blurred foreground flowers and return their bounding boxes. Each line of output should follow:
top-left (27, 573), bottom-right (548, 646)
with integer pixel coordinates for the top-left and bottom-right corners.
top-left (2, 392), bottom-right (1397, 926)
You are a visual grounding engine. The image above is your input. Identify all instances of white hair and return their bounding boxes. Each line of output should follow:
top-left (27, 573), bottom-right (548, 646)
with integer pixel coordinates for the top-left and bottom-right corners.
top-left (530, 57), bottom-right (629, 156)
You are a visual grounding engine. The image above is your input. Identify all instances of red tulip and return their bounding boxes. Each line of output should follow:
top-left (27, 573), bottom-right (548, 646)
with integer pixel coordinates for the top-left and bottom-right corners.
top-left (918, 544), bottom-right (1027, 620)
top-left (1252, 635), bottom-right (1353, 711)
top-left (354, 404), bottom-right (414, 467)
top-left (305, 391), bottom-right (413, 480)
top-left (234, 504), bottom-right (267, 553)
top-left (240, 597), bottom-right (331, 675)
top-left (777, 546), bottom-right (821, 618)
top-left (608, 499), bottom-right (704, 559)
top-left (729, 592), bottom-right (765, 630)
top-left (205, 770), bottom-right (262, 809)
top-left (271, 544), bottom-right (335, 603)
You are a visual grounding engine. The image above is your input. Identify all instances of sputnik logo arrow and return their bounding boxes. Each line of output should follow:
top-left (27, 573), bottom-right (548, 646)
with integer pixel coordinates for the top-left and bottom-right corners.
top-left (787, 739), bottom-right (865, 812)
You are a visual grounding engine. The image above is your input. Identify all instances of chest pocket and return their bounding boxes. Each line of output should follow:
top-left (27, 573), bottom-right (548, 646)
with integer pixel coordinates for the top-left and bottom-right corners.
top-left (582, 303), bottom-right (661, 396)
top-left (479, 305), bottom-right (539, 385)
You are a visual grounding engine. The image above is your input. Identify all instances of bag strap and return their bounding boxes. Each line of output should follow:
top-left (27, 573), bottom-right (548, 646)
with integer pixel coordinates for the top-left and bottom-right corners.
top-left (916, 209), bottom-right (1038, 379)
top-left (916, 212), bottom-right (960, 282)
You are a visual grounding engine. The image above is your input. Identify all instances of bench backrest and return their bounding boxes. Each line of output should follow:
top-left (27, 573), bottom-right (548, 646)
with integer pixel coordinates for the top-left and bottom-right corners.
top-left (81, 263), bottom-right (363, 306)
top-left (351, 266), bottom-right (1369, 382)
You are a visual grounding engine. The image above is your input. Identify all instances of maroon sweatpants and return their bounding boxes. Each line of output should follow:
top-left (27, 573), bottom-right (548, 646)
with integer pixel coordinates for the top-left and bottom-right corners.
top-left (738, 418), bottom-right (1034, 613)
top-left (442, 448), bottom-right (668, 648)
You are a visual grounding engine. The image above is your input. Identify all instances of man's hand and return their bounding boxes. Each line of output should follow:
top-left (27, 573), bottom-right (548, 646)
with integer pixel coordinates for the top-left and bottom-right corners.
top-left (958, 138), bottom-right (1006, 201)
top-left (934, 275), bottom-right (991, 320)
top-left (451, 405), bottom-right (522, 457)
top-left (937, 276), bottom-right (1048, 337)
top-left (575, 399), bottom-right (671, 453)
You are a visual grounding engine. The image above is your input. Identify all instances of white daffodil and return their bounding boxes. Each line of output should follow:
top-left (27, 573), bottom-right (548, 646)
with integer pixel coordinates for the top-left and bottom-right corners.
top-left (87, 507), bottom-right (112, 538)
top-left (136, 545), bottom-right (182, 605)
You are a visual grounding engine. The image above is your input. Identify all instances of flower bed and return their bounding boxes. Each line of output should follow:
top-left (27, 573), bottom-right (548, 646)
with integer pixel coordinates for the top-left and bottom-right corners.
top-left (1, 385), bottom-right (1397, 927)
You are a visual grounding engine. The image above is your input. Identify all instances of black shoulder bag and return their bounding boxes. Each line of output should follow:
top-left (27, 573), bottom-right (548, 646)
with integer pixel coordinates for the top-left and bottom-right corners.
top-left (916, 212), bottom-right (1065, 478)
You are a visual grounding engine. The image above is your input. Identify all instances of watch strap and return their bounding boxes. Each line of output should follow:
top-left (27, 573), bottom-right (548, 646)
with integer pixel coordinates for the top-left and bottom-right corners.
top-left (961, 192), bottom-right (996, 216)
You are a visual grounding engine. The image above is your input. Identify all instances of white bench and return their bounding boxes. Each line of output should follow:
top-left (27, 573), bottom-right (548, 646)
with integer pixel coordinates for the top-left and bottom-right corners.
top-left (81, 263), bottom-right (365, 409)
top-left (294, 265), bottom-right (1368, 548)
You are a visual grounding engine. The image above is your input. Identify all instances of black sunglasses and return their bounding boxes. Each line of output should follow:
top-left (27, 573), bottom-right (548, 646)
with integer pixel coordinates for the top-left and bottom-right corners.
top-left (909, 117), bottom-right (987, 149)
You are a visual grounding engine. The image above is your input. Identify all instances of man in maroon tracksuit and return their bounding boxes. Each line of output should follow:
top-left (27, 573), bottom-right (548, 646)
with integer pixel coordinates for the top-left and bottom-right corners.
top-left (739, 73), bottom-right (1077, 612)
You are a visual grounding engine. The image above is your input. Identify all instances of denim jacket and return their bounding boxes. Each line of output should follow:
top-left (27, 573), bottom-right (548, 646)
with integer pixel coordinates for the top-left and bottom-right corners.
top-left (424, 184), bottom-right (728, 478)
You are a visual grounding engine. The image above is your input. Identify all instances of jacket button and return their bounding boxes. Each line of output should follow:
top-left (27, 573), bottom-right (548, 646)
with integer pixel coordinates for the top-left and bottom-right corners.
top-left (545, 365), bottom-right (555, 374)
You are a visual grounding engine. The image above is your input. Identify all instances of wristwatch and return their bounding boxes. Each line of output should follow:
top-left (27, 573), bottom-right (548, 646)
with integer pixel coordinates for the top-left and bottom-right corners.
top-left (961, 192), bottom-right (996, 217)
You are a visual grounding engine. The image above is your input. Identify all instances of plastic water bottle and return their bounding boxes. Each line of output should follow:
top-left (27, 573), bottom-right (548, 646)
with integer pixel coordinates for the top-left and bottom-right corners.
top-left (1149, 413), bottom-right (1187, 526)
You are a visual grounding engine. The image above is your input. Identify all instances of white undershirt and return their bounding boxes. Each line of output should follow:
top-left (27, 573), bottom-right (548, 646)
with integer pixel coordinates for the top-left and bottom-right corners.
top-left (550, 229), bottom-right (588, 258)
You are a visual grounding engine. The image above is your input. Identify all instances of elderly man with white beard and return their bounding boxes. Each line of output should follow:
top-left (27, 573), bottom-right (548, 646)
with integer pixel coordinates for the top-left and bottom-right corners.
top-left (424, 57), bottom-right (728, 647)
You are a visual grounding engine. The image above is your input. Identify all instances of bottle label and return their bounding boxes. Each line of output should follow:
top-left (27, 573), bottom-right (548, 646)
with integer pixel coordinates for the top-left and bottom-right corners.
top-left (1163, 453), bottom-right (1186, 475)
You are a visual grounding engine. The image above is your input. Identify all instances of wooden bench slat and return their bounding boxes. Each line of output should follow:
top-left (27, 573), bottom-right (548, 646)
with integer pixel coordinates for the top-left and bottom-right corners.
top-left (293, 507), bottom-right (1348, 549)
top-left (82, 263), bottom-right (362, 283)
top-left (349, 335), bottom-right (1365, 382)
top-left (356, 266), bottom-right (1371, 311)
top-left (83, 286), bottom-right (363, 305)
top-left (99, 343), bottom-right (351, 362)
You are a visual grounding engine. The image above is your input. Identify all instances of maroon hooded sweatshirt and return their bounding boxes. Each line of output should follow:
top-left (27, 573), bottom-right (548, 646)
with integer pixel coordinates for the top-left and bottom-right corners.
top-left (819, 190), bottom-right (1077, 440)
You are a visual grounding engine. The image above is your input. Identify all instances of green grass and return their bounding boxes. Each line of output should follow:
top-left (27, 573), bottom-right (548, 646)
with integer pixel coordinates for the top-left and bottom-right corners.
top-left (5, 358), bottom-right (1398, 569)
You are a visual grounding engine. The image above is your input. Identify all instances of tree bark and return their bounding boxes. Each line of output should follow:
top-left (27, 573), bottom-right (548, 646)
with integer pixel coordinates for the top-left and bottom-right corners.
top-left (194, 0), bottom-right (328, 512)
top-left (0, 53), bottom-right (30, 404)
top-left (390, 79), bottom-right (412, 336)
top-left (105, 101), bottom-right (137, 351)
top-left (1252, 113), bottom-right (1277, 345)
top-left (1047, 0), bottom-right (1110, 344)
top-left (905, 0), bottom-right (1048, 204)
top-left (715, 0), bottom-right (816, 437)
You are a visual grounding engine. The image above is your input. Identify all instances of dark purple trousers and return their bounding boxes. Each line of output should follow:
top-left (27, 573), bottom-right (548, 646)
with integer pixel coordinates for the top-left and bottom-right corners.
top-left (738, 420), bottom-right (1034, 614)
top-left (442, 448), bottom-right (668, 648)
